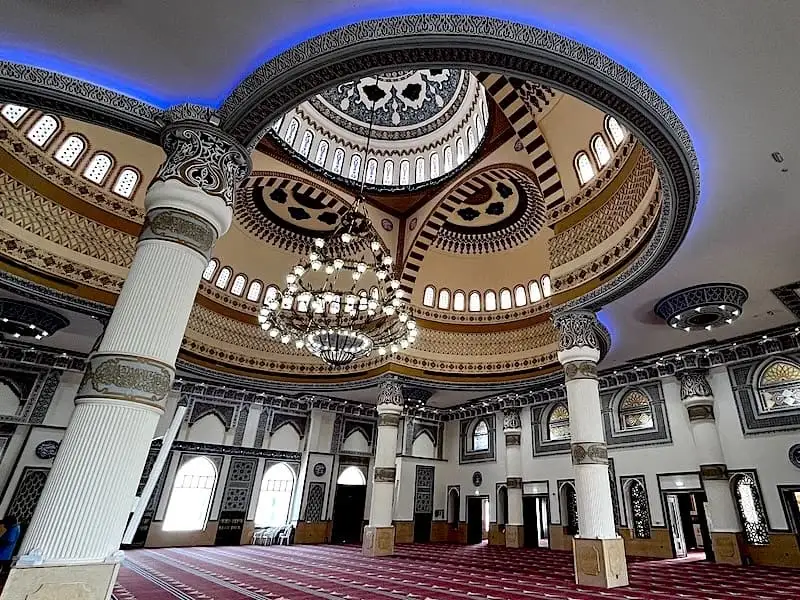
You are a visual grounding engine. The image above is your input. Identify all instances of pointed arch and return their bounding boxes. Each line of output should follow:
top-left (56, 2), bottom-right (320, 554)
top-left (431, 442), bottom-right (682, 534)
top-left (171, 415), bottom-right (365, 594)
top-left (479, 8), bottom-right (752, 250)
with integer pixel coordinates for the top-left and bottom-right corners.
top-left (472, 419), bottom-right (489, 451)
top-left (314, 140), bottom-right (329, 166)
top-left (731, 472), bottom-right (769, 545)
top-left (331, 147), bottom-right (345, 174)
top-left (624, 479), bottom-right (651, 539)
top-left (560, 481), bottom-right (579, 536)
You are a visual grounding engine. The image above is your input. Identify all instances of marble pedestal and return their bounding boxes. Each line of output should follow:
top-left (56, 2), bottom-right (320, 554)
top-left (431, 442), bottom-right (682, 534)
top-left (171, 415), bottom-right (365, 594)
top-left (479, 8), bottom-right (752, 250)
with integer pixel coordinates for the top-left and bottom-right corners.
top-left (711, 532), bottom-right (745, 565)
top-left (0, 562), bottom-right (119, 600)
top-left (572, 537), bottom-right (629, 588)
top-left (362, 526), bottom-right (395, 557)
top-left (505, 525), bottom-right (524, 549)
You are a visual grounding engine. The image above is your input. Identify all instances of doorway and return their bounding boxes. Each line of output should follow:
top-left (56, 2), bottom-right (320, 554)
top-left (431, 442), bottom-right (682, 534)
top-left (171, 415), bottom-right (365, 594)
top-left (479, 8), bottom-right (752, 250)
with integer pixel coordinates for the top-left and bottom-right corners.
top-left (414, 512), bottom-right (432, 542)
top-left (331, 467), bottom-right (368, 544)
top-left (523, 495), bottom-right (549, 548)
top-left (664, 491), bottom-right (713, 560)
top-left (780, 486), bottom-right (800, 541)
top-left (467, 496), bottom-right (487, 544)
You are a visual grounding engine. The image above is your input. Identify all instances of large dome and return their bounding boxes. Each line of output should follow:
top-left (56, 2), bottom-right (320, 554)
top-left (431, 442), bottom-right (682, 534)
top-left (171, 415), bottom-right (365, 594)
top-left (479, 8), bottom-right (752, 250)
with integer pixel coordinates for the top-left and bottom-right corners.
top-left (271, 69), bottom-right (488, 190)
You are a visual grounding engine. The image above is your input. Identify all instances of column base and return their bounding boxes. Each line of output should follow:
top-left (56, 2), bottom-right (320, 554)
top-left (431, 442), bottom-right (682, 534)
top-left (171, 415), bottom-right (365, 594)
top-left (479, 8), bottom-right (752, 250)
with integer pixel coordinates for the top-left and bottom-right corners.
top-left (362, 526), bottom-right (395, 557)
top-left (0, 562), bottom-right (120, 600)
top-left (711, 532), bottom-right (745, 565)
top-left (505, 525), bottom-right (525, 548)
top-left (572, 537), bottom-right (629, 588)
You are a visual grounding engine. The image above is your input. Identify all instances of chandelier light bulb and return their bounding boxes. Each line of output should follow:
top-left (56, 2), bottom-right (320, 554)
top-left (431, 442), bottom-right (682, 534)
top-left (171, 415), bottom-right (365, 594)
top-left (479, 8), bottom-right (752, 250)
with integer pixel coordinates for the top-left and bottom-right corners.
top-left (367, 309), bottom-right (375, 316)
top-left (293, 265), bottom-right (305, 276)
top-left (269, 328), bottom-right (280, 338)
top-left (260, 323), bottom-right (268, 330)
top-left (268, 300), bottom-right (279, 310)
top-left (341, 232), bottom-right (352, 243)
top-left (407, 320), bottom-right (417, 330)
top-left (314, 238), bottom-right (325, 248)
top-left (384, 305), bottom-right (395, 315)
top-left (286, 273), bottom-right (297, 284)
top-left (390, 280), bottom-right (400, 289)
top-left (400, 340), bottom-right (409, 349)
top-left (395, 289), bottom-right (404, 299)
top-left (352, 271), bottom-right (361, 281)
top-left (281, 334), bottom-right (291, 344)
top-left (258, 315), bottom-right (267, 323)
top-left (309, 252), bottom-right (319, 262)
top-left (378, 347), bottom-right (386, 356)
top-left (371, 240), bottom-right (381, 252)
top-left (357, 262), bottom-right (367, 273)
top-left (311, 260), bottom-right (322, 271)
top-left (399, 313), bottom-right (408, 322)
top-left (325, 264), bottom-right (335, 274)
top-left (390, 344), bottom-right (399, 353)
top-left (392, 298), bottom-right (401, 307)
top-left (333, 259), bottom-right (345, 270)
top-left (376, 270), bottom-right (387, 280)
top-left (382, 255), bottom-right (393, 266)
top-left (287, 283), bottom-right (298, 294)
top-left (295, 339), bottom-right (305, 349)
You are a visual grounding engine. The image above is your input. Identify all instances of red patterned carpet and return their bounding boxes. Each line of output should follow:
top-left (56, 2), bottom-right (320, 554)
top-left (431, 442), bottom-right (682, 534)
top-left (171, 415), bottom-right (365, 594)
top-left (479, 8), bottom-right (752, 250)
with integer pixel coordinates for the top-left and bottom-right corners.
top-left (113, 543), bottom-right (800, 599)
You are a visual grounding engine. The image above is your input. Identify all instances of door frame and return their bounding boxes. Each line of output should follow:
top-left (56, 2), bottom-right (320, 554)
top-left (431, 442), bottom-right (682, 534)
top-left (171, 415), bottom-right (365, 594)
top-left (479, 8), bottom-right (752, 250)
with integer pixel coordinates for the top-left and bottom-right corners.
top-left (664, 493), bottom-right (688, 558)
top-left (522, 493), bottom-right (550, 549)
top-left (466, 494), bottom-right (489, 544)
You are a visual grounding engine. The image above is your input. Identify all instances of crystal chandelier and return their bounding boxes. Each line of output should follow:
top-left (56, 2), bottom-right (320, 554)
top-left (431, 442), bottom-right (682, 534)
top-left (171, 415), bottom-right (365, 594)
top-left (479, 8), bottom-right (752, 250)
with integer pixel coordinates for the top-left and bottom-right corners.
top-left (259, 76), bottom-right (418, 367)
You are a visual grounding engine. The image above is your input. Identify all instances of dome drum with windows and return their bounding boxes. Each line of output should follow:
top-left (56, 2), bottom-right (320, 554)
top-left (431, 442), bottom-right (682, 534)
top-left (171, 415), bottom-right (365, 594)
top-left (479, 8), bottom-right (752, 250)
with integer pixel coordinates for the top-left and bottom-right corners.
top-left (258, 206), bottom-right (417, 366)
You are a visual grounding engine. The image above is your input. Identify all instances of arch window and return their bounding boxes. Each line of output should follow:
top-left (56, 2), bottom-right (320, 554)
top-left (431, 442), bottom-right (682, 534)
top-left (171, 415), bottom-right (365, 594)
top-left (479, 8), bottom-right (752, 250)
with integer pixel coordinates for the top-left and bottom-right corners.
top-left (284, 118), bottom-right (299, 146)
top-left (437, 288), bottom-right (451, 310)
top-left (202, 259), bottom-right (218, 281)
top-left (497, 486), bottom-right (508, 528)
top-left (1, 104), bottom-right (28, 125)
top-left (163, 456), bottom-right (217, 531)
top-left (548, 403), bottom-right (570, 441)
top-left (733, 473), bottom-right (769, 545)
top-left (448, 488), bottom-right (460, 528)
top-left (575, 152), bottom-right (595, 185)
top-left (337, 466), bottom-right (366, 486)
top-left (562, 483), bottom-right (579, 536)
top-left (605, 116), bottom-right (626, 149)
top-left (331, 148), bottom-right (345, 175)
top-left (299, 131), bottom-right (314, 157)
top-left (529, 281), bottom-right (542, 303)
top-left (592, 134), bottom-right (612, 167)
top-left (541, 275), bottom-right (552, 298)
top-left (757, 359), bottom-right (800, 411)
top-left (484, 290), bottom-right (497, 311)
top-left (366, 158), bottom-right (378, 184)
top-left (399, 160), bottom-right (410, 185)
top-left (469, 291), bottom-right (481, 312)
top-left (82, 152), bottom-right (114, 184)
top-left (314, 140), bottom-right (329, 166)
top-left (514, 285), bottom-right (527, 307)
top-left (452, 290), bottom-right (466, 312)
top-left (215, 267), bottom-right (232, 289)
top-left (475, 114), bottom-right (484, 141)
top-left (264, 285), bottom-right (280, 303)
top-left (246, 280), bottom-right (263, 301)
top-left (472, 420), bottom-right (489, 452)
top-left (499, 288), bottom-right (512, 310)
top-left (456, 138), bottom-right (466, 164)
top-left (430, 153), bottom-right (440, 178)
top-left (271, 115), bottom-right (284, 132)
top-left (443, 146), bottom-right (453, 172)
top-left (423, 285), bottom-right (436, 307)
top-left (415, 157), bottom-right (425, 183)
top-left (467, 127), bottom-right (476, 153)
top-left (254, 463), bottom-right (295, 527)
top-left (26, 114), bottom-right (60, 148)
top-left (625, 480), bottom-right (651, 539)
top-left (618, 389), bottom-right (654, 430)
top-left (53, 134), bottom-right (86, 167)
top-left (348, 154), bottom-right (362, 180)
top-left (112, 167), bottom-right (140, 198)
top-left (382, 160), bottom-right (394, 185)
top-left (481, 97), bottom-right (489, 125)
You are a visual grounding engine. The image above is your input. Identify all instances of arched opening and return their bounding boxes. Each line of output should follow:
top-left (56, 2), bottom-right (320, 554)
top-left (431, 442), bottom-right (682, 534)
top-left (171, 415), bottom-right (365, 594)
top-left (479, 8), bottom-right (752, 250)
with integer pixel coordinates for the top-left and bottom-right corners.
top-left (448, 488), bottom-right (460, 529)
top-left (53, 134), bottom-right (87, 168)
top-left (575, 151), bottom-right (595, 185)
top-left (497, 485), bottom-right (508, 529)
top-left (618, 389), bottom-right (654, 431)
top-left (624, 479), bottom-right (651, 539)
top-left (337, 466), bottom-right (366, 486)
top-left (331, 466), bottom-right (368, 544)
top-left (202, 258), bottom-right (218, 281)
top-left (472, 419), bottom-right (489, 451)
top-left (452, 290), bottom-right (466, 311)
top-left (591, 133), bottom-right (611, 167)
top-left (112, 167), bottom-right (141, 198)
top-left (82, 152), bottom-right (114, 184)
top-left (732, 473), bottom-right (769, 545)
top-left (560, 482), bottom-right (578, 536)
top-left (0, 381), bottom-right (20, 416)
top-left (163, 456), bottom-right (217, 531)
top-left (547, 403), bottom-right (570, 441)
top-left (26, 114), bottom-right (60, 148)
top-left (255, 463), bottom-right (295, 527)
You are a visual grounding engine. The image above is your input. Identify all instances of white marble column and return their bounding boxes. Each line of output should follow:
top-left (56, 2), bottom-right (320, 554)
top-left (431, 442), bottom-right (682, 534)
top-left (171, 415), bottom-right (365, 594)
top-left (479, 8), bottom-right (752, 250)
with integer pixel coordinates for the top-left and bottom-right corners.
top-left (555, 310), bottom-right (628, 588)
top-left (363, 379), bottom-right (403, 557)
top-left (677, 369), bottom-right (743, 564)
top-left (2, 121), bottom-right (250, 600)
top-left (502, 408), bottom-right (524, 548)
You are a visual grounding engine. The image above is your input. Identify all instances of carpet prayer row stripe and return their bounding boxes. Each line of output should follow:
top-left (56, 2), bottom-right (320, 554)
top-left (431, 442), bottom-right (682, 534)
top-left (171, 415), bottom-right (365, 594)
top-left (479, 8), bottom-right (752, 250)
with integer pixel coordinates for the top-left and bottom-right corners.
top-left (116, 544), bottom-right (800, 600)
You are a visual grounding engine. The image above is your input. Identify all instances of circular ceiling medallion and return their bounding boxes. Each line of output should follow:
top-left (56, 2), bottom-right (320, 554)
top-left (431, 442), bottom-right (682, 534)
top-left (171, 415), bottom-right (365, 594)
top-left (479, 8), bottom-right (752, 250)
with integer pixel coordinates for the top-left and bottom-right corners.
top-left (654, 284), bottom-right (748, 332)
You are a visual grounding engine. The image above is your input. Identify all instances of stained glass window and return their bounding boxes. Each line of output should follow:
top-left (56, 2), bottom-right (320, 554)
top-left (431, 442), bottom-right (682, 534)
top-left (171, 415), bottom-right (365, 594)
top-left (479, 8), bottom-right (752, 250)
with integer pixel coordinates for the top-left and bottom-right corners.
top-left (284, 118), bottom-right (299, 145)
top-left (618, 389), bottom-right (654, 431)
top-left (514, 285), bottom-right (527, 307)
top-left (26, 114), bottom-right (60, 148)
top-left (548, 403), bottom-right (570, 440)
top-left (247, 280), bottom-right (263, 301)
top-left (733, 473), bottom-right (769, 545)
top-left (592, 134), bottom-right (612, 167)
top-left (628, 480), bottom-right (651, 539)
top-left (299, 131), bottom-right (314, 157)
top-left (202, 259), bottom-right (218, 281)
top-left (575, 152), bottom-right (595, 185)
top-left (423, 286), bottom-right (436, 307)
top-left (112, 167), bottom-right (140, 198)
top-left (348, 155), bottom-right (362, 180)
top-left (1, 104), bottom-right (28, 125)
top-left (415, 157), bottom-right (425, 183)
top-left (438, 288), bottom-right (451, 310)
top-left (469, 291), bottom-right (481, 312)
top-left (53, 135), bottom-right (86, 167)
top-left (484, 290), bottom-right (497, 311)
top-left (399, 160), bottom-right (410, 185)
top-left (606, 116), bottom-right (626, 149)
top-left (366, 158), bottom-right (378, 184)
top-left (541, 275), bottom-right (552, 298)
top-left (563, 483), bottom-right (579, 535)
top-left (472, 420), bottom-right (489, 451)
top-left (382, 160), bottom-right (394, 185)
top-left (443, 146), bottom-right (453, 172)
top-left (758, 360), bottom-right (800, 410)
top-left (215, 267), bottom-right (232, 289)
top-left (230, 275), bottom-right (247, 296)
top-left (331, 148), bottom-right (345, 174)
top-left (453, 291), bottom-right (466, 311)
top-left (314, 140), bottom-right (329, 166)
top-left (83, 153), bottom-right (113, 184)
top-left (499, 289), bottom-right (512, 310)
top-left (529, 280), bottom-right (542, 302)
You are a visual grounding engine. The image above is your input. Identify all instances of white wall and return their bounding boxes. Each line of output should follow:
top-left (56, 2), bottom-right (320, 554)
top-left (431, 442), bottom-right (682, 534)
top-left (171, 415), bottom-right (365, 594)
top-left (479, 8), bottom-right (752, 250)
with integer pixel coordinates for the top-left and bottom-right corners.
top-left (269, 424), bottom-right (301, 452)
top-left (187, 414), bottom-right (226, 444)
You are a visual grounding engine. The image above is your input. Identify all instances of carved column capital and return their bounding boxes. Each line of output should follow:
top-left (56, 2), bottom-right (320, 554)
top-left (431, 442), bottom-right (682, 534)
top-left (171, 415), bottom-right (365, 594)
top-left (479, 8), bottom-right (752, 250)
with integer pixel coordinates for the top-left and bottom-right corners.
top-left (502, 408), bottom-right (522, 432)
top-left (554, 310), bottom-right (599, 353)
top-left (677, 369), bottom-right (713, 400)
top-left (151, 122), bottom-right (251, 209)
top-left (377, 379), bottom-right (403, 415)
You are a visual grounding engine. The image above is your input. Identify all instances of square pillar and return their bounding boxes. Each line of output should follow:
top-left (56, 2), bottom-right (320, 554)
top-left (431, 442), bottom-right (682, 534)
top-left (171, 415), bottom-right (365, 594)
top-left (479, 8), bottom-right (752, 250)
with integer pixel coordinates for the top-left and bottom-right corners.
top-left (362, 525), bottom-right (396, 557)
top-left (573, 537), bottom-right (629, 588)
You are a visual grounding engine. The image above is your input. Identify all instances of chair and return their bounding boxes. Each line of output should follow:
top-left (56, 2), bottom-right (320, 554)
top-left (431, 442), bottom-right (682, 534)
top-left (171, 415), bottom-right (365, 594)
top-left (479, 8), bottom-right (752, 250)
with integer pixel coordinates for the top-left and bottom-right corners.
top-left (277, 524), bottom-right (294, 546)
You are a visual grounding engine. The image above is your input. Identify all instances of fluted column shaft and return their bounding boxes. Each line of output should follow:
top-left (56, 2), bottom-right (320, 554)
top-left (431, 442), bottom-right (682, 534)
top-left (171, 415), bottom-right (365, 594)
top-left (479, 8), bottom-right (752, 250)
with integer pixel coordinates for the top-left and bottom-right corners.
top-left (502, 409), bottom-right (523, 526)
top-left (20, 123), bottom-right (250, 565)
top-left (368, 383), bottom-right (403, 527)
top-left (677, 370), bottom-right (740, 533)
